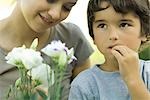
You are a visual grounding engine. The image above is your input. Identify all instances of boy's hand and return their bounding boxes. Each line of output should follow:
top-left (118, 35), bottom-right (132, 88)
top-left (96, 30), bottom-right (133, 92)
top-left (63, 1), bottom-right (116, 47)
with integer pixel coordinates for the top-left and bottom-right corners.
top-left (111, 45), bottom-right (140, 82)
top-left (111, 46), bottom-right (150, 100)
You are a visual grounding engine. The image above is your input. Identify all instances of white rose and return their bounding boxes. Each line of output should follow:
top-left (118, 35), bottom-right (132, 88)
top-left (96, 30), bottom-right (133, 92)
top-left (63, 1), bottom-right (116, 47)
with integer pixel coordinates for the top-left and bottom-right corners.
top-left (28, 64), bottom-right (54, 87)
top-left (5, 47), bottom-right (43, 69)
top-left (41, 40), bottom-right (68, 58)
top-left (21, 49), bottom-right (43, 69)
top-left (41, 40), bottom-right (77, 65)
top-left (5, 46), bottom-right (26, 67)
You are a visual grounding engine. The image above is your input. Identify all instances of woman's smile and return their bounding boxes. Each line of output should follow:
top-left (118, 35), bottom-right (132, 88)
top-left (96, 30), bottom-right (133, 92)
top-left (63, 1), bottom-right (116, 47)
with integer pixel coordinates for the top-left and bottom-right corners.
top-left (39, 13), bottom-right (54, 26)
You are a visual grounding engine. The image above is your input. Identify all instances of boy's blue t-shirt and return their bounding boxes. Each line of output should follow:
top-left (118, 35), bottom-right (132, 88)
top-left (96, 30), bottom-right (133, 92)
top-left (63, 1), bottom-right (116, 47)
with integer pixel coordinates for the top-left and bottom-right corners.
top-left (69, 60), bottom-right (150, 100)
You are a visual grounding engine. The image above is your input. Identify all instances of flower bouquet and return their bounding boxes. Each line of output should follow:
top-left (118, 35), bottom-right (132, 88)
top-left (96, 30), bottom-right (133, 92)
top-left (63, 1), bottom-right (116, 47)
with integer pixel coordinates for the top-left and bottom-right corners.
top-left (5, 38), bottom-right (76, 100)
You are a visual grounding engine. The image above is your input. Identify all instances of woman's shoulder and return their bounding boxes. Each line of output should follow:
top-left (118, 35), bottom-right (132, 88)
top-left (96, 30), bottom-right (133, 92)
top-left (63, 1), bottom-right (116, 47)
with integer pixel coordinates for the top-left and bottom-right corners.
top-left (54, 22), bottom-right (82, 36)
top-left (55, 22), bottom-right (80, 30)
top-left (51, 22), bottom-right (83, 41)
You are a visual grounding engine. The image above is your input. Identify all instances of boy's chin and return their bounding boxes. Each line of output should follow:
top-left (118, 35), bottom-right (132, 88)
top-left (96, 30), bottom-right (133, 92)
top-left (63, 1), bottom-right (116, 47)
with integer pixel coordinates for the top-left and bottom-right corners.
top-left (105, 54), bottom-right (119, 64)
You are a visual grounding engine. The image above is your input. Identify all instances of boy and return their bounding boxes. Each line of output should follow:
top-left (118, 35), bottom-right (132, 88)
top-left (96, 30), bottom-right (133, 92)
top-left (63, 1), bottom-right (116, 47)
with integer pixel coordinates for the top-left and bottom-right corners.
top-left (69, 0), bottom-right (150, 100)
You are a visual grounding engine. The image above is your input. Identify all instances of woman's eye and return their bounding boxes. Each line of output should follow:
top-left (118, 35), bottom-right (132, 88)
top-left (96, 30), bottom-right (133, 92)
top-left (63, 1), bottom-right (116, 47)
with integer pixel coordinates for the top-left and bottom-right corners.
top-left (47, 0), bottom-right (56, 3)
top-left (63, 6), bottom-right (72, 11)
top-left (120, 23), bottom-right (131, 28)
top-left (63, 3), bottom-right (76, 11)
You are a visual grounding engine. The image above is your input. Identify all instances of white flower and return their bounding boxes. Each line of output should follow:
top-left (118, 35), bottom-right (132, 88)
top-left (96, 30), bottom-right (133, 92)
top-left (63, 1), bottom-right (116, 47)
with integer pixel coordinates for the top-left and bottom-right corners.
top-left (5, 39), bottom-right (76, 99)
top-left (5, 46), bottom-right (26, 67)
top-left (5, 47), bottom-right (43, 69)
top-left (41, 40), bottom-right (68, 58)
top-left (28, 64), bottom-right (54, 87)
top-left (21, 49), bottom-right (43, 69)
top-left (41, 40), bottom-right (76, 66)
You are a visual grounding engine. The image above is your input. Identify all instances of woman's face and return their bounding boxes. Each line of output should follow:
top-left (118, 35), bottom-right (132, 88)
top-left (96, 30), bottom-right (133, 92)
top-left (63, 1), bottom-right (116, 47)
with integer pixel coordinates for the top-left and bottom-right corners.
top-left (20, 0), bottom-right (77, 33)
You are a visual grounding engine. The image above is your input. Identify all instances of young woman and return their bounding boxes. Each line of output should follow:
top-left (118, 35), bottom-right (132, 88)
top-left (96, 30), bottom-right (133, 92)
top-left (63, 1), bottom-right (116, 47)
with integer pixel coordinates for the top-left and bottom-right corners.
top-left (0, 0), bottom-right (93, 99)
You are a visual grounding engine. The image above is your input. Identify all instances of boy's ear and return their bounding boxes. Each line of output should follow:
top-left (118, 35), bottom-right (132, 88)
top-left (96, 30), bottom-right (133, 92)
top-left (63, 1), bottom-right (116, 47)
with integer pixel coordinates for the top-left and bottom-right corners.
top-left (140, 35), bottom-right (147, 42)
top-left (139, 35), bottom-right (150, 52)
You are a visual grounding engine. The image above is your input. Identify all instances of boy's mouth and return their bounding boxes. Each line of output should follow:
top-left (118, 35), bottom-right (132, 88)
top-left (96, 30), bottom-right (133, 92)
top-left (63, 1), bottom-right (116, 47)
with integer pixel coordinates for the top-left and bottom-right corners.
top-left (108, 45), bottom-right (116, 49)
top-left (108, 46), bottom-right (113, 49)
top-left (108, 44), bottom-right (120, 49)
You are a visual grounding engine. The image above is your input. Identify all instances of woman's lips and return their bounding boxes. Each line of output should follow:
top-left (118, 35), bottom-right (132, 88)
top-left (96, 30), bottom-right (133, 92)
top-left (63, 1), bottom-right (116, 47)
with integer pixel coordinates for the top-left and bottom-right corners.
top-left (39, 14), bottom-right (53, 25)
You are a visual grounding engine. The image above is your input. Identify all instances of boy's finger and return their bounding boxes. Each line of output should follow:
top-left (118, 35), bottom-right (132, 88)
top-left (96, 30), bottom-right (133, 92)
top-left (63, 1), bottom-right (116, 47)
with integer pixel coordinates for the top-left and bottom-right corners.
top-left (112, 46), bottom-right (129, 56)
top-left (111, 49), bottom-right (122, 61)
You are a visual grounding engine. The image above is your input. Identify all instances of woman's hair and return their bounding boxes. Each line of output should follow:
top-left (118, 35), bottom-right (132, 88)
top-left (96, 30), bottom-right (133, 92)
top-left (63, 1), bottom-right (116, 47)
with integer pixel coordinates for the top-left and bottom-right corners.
top-left (87, 0), bottom-right (150, 40)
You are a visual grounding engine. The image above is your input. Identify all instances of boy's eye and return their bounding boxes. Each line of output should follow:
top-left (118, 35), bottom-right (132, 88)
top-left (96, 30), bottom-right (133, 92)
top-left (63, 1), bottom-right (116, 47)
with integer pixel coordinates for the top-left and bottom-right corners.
top-left (97, 24), bottom-right (107, 29)
top-left (120, 23), bottom-right (131, 28)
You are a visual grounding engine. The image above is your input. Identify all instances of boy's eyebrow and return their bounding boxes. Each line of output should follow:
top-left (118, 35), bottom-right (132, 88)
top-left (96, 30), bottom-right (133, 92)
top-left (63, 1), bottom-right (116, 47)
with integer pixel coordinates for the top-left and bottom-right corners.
top-left (94, 19), bottom-right (134, 23)
top-left (94, 20), bottom-right (105, 23)
top-left (120, 19), bottom-right (134, 22)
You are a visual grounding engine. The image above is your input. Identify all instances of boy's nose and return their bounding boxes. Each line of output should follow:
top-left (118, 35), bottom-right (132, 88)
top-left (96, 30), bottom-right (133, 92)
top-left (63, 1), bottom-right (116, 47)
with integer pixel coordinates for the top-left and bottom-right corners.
top-left (47, 6), bottom-right (61, 21)
top-left (109, 30), bottom-right (119, 41)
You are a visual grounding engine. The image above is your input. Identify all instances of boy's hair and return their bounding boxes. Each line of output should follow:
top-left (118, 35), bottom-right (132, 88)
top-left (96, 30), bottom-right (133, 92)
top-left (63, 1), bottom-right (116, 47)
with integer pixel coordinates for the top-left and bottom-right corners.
top-left (87, 0), bottom-right (150, 41)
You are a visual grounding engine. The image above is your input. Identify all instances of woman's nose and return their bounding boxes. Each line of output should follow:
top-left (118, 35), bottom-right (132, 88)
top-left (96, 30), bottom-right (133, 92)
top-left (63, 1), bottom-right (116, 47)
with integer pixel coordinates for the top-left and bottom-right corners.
top-left (47, 6), bottom-right (61, 21)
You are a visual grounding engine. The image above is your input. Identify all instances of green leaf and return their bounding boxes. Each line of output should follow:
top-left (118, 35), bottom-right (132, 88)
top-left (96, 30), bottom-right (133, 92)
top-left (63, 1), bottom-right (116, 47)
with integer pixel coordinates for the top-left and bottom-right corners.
top-left (30, 38), bottom-right (38, 50)
top-left (36, 88), bottom-right (48, 100)
top-left (58, 51), bottom-right (67, 69)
